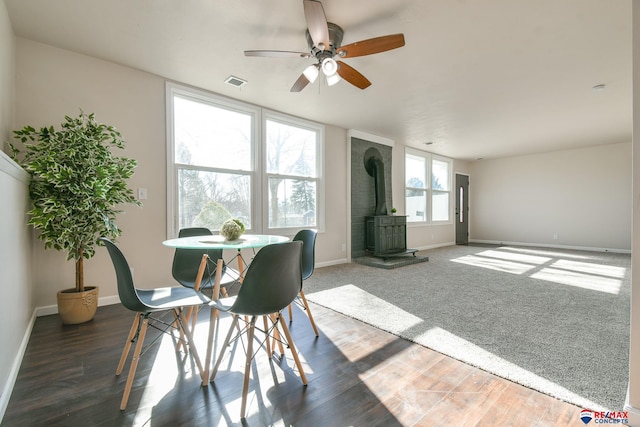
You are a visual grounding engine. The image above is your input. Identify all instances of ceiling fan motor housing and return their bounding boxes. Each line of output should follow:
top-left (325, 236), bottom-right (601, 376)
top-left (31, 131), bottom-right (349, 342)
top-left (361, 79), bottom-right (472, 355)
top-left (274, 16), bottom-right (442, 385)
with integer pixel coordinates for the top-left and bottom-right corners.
top-left (306, 22), bottom-right (344, 60)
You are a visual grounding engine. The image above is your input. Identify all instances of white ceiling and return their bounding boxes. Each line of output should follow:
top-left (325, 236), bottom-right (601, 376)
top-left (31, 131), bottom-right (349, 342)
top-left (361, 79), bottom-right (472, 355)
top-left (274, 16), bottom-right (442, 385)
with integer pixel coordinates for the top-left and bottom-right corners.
top-left (4, 0), bottom-right (632, 160)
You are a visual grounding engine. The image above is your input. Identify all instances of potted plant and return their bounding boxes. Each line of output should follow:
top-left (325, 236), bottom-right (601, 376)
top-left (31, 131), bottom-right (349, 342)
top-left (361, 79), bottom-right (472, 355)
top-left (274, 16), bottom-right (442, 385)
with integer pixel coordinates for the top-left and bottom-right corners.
top-left (220, 218), bottom-right (246, 241)
top-left (9, 111), bottom-right (140, 324)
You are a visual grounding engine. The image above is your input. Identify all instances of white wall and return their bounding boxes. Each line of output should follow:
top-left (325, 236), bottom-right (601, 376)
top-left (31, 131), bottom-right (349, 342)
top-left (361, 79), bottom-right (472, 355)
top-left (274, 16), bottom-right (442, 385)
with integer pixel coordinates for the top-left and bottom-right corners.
top-left (469, 142), bottom-right (632, 251)
top-left (626, 2), bottom-right (640, 423)
top-left (14, 38), bottom-right (350, 309)
top-left (0, 1), bottom-right (32, 420)
top-left (0, 0), bottom-right (11, 144)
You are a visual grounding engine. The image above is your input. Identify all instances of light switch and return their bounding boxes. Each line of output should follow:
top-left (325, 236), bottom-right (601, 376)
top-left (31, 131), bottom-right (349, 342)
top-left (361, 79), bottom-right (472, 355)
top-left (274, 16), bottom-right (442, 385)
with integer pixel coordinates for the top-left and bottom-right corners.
top-left (137, 188), bottom-right (148, 200)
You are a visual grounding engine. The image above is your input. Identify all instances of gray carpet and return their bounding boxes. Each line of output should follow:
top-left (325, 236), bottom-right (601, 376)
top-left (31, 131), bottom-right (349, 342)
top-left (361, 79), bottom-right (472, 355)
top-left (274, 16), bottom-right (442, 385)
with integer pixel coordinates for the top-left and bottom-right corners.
top-left (305, 244), bottom-right (630, 411)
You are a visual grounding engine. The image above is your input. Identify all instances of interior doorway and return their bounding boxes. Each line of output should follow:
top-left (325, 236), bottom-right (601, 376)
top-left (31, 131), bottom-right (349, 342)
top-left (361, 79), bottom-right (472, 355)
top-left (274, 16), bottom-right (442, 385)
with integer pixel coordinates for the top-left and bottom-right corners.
top-left (455, 173), bottom-right (469, 245)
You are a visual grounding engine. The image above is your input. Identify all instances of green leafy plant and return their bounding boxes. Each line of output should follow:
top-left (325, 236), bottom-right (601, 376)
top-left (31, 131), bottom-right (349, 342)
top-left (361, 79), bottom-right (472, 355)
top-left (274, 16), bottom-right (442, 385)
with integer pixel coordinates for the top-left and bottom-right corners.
top-left (220, 218), bottom-right (245, 241)
top-left (390, 207), bottom-right (397, 214)
top-left (9, 111), bottom-right (141, 293)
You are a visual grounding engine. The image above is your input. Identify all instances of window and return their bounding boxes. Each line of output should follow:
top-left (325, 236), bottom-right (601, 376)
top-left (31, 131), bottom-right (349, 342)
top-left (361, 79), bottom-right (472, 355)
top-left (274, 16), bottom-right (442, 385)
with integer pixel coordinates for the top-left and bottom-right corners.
top-left (405, 148), bottom-right (452, 223)
top-left (265, 114), bottom-right (320, 229)
top-left (167, 83), bottom-right (323, 236)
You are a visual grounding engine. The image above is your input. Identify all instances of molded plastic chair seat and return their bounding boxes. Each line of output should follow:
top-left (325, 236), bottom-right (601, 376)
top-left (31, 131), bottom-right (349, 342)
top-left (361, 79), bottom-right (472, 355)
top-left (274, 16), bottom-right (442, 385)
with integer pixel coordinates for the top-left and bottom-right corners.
top-left (99, 237), bottom-right (211, 410)
top-left (134, 287), bottom-right (210, 312)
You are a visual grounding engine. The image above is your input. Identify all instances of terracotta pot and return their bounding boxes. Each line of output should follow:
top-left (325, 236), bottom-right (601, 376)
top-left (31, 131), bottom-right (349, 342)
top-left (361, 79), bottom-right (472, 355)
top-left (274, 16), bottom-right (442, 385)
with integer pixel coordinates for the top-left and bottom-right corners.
top-left (57, 286), bottom-right (99, 325)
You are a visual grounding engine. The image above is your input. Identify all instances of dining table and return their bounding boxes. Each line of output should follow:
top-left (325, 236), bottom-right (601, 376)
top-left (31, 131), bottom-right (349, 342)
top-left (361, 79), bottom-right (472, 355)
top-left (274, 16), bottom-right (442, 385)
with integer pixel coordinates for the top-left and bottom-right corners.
top-left (162, 233), bottom-right (289, 282)
top-left (162, 233), bottom-right (290, 384)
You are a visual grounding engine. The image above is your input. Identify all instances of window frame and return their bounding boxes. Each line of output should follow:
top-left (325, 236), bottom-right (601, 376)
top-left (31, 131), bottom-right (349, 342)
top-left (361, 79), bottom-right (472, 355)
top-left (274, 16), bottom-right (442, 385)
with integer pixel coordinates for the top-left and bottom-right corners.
top-left (262, 109), bottom-right (325, 235)
top-left (166, 82), bottom-right (324, 238)
top-left (404, 147), bottom-right (453, 225)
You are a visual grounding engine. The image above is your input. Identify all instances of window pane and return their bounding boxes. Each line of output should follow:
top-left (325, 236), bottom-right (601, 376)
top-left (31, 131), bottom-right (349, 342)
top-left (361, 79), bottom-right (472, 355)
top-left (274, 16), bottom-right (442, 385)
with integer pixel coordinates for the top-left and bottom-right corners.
top-left (432, 191), bottom-right (449, 221)
top-left (406, 154), bottom-right (426, 188)
top-left (406, 189), bottom-right (426, 222)
top-left (174, 96), bottom-right (252, 170)
top-left (432, 159), bottom-right (450, 190)
top-left (459, 186), bottom-right (464, 223)
top-left (178, 168), bottom-right (251, 230)
top-left (268, 177), bottom-right (317, 228)
top-left (266, 120), bottom-right (317, 177)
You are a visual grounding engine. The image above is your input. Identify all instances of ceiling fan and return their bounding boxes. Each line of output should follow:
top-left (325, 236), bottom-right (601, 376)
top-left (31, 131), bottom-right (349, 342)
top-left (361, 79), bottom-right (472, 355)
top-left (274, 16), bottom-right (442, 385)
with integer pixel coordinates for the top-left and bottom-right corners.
top-left (244, 0), bottom-right (405, 92)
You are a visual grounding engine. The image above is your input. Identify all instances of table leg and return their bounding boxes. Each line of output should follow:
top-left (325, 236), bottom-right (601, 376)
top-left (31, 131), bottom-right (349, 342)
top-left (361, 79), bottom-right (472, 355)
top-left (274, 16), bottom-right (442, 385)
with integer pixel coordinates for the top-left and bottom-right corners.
top-left (203, 258), bottom-right (224, 385)
top-left (236, 249), bottom-right (245, 283)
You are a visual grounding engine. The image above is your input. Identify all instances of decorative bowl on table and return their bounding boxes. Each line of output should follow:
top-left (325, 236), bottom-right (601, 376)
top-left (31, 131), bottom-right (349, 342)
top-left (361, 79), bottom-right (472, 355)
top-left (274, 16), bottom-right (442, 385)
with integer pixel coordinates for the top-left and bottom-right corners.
top-left (220, 218), bottom-right (245, 241)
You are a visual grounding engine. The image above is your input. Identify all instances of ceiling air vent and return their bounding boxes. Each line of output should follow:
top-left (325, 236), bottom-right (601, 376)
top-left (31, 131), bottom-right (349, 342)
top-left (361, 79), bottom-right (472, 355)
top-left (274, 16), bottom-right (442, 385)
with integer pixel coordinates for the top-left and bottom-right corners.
top-left (225, 76), bottom-right (247, 88)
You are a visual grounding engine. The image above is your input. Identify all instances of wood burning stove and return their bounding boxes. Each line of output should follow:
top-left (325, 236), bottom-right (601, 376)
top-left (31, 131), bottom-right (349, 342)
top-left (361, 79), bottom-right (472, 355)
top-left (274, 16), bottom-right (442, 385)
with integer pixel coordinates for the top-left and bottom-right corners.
top-left (366, 215), bottom-right (407, 257)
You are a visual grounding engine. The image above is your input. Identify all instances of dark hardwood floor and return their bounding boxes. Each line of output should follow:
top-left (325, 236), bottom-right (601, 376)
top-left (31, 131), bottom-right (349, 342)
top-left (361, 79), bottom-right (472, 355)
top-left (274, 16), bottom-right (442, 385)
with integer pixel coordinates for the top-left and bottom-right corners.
top-left (2, 302), bottom-right (584, 426)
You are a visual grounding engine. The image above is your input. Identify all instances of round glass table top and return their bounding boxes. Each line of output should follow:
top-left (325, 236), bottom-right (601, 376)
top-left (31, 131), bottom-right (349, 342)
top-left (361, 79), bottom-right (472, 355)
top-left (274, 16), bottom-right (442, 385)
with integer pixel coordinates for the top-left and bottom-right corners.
top-left (162, 234), bottom-right (289, 250)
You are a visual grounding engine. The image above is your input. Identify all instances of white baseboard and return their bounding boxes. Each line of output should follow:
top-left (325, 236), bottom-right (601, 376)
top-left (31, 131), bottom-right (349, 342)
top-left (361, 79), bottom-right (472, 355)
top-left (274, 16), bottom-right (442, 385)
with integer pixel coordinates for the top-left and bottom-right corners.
top-left (34, 294), bottom-right (121, 317)
top-left (316, 258), bottom-right (348, 268)
top-left (469, 239), bottom-right (631, 254)
top-left (0, 308), bottom-right (37, 423)
top-left (409, 241), bottom-right (455, 252)
top-left (625, 402), bottom-right (640, 426)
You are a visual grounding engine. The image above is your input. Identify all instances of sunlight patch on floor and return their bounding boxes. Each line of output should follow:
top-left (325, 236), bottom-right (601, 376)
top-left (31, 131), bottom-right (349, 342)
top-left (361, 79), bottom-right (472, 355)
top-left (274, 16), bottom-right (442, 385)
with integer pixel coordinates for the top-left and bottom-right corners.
top-left (413, 327), bottom-right (606, 412)
top-left (532, 268), bottom-right (622, 294)
top-left (551, 259), bottom-right (626, 278)
top-left (307, 284), bottom-right (423, 357)
top-left (451, 254), bottom-right (536, 274)
top-left (132, 333), bottom-right (187, 425)
top-left (450, 247), bottom-right (626, 295)
top-left (307, 283), bottom-right (610, 412)
top-left (500, 246), bottom-right (592, 260)
top-left (476, 249), bottom-right (551, 265)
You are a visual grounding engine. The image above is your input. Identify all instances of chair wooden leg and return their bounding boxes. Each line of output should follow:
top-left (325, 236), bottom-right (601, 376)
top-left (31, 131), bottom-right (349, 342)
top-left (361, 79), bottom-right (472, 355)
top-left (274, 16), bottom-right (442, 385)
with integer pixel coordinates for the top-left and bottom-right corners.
top-left (263, 316), bottom-right (272, 356)
top-left (202, 306), bottom-right (219, 386)
top-left (180, 253), bottom-right (210, 349)
top-left (240, 316), bottom-right (256, 419)
top-left (210, 314), bottom-right (239, 382)
top-left (177, 306), bottom-right (197, 353)
top-left (116, 314), bottom-right (141, 375)
top-left (175, 309), bottom-right (204, 378)
top-left (277, 313), bottom-right (308, 385)
top-left (270, 313), bottom-right (285, 356)
top-left (189, 306), bottom-right (200, 334)
top-left (299, 290), bottom-right (319, 336)
top-left (288, 303), bottom-right (293, 322)
top-left (120, 316), bottom-right (149, 410)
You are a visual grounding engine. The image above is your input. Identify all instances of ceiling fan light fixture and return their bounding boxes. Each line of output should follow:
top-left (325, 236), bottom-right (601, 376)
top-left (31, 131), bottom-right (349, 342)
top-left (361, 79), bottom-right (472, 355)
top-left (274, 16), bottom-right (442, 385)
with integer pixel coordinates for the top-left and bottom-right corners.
top-left (326, 72), bottom-right (341, 86)
top-left (321, 57), bottom-right (338, 76)
top-left (303, 64), bottom-right (319, 83)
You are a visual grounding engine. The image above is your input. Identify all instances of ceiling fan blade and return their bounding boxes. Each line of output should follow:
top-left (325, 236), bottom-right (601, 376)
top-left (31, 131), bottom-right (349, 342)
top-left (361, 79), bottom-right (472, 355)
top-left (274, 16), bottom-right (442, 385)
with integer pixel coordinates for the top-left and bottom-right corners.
top-left (337, 33), bottom-right (405, 58)
top-left (303, 0), bottom-right (330, 50)
top-left (336, 61), bottom-right (371, 90)
top-left (291, 73), bottom-right (311, 92)
top-left (245, 50), bottom-right (311, 58)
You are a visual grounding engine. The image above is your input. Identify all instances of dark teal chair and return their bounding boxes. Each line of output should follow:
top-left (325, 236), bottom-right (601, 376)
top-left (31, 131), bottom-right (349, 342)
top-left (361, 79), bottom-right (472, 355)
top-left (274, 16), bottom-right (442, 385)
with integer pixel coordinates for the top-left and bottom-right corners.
top-left (99, 237), bottom-right (211, 410)
top-left (172, 227), bottom-right (239, 297)
top-left (288, 229), bottom-right (319, 336)
top-left (209, 241), bottom-right (307, 419)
